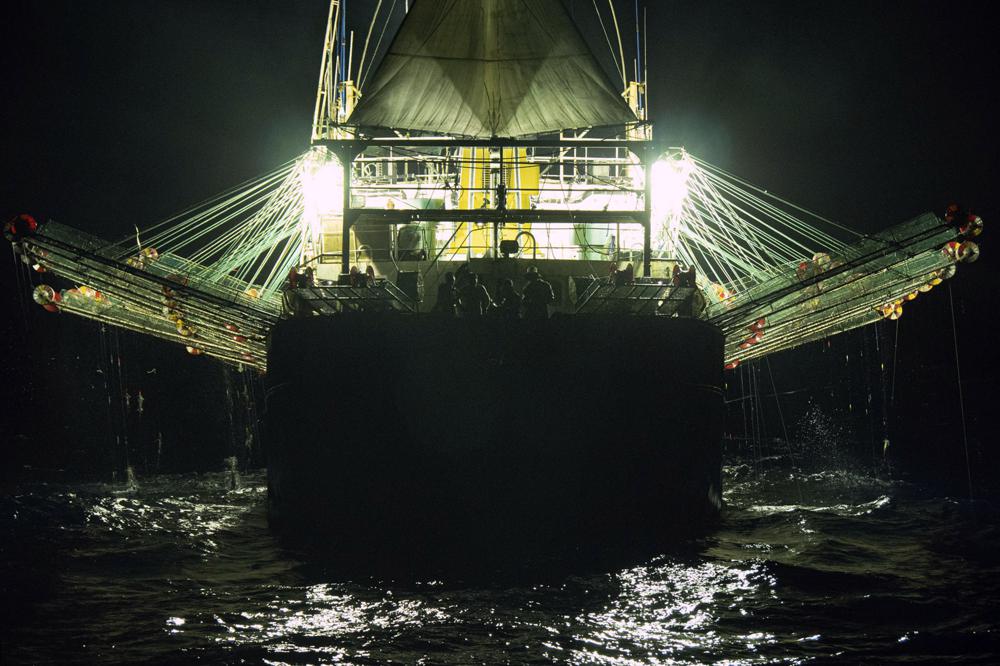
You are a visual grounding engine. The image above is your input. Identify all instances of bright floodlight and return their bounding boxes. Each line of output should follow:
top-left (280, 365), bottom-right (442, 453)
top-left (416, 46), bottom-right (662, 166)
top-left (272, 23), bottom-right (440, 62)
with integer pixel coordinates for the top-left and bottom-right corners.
top-left (302, 152), bottom-right (344, 218)
top-left (650, 153), bottom-right (693, 220)
top-left (650, 152), bottom-right (694, 254)
top-left (300, 150), bottom-right (345, 249)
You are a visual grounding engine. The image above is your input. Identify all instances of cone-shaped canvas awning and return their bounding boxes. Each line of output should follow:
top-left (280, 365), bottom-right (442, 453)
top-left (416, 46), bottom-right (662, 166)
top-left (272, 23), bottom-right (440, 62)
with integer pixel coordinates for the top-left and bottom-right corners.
top-left (349, 0), bottom-right (636, 138)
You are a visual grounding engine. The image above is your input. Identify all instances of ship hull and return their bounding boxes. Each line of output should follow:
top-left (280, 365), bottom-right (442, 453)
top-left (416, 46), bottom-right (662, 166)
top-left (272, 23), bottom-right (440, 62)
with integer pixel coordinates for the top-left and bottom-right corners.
top-left (264, 314), bottom-right (724, 570)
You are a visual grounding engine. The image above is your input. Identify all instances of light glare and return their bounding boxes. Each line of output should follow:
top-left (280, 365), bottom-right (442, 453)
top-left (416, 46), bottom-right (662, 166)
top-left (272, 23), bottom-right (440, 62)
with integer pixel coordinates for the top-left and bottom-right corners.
top-left (650, 152), bottom-right (694, 254)
top-left (302, 157), bottom-right (345, 218)
top-left (651, 154), bottom-right (693, 220)
top-left (300, 151), bottom-right (345, 247)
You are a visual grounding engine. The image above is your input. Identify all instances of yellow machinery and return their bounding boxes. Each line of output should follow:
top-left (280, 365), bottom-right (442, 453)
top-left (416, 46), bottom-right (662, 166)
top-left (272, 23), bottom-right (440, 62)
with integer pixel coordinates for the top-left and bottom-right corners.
top-left (450, 147), bottom-right (539, 259)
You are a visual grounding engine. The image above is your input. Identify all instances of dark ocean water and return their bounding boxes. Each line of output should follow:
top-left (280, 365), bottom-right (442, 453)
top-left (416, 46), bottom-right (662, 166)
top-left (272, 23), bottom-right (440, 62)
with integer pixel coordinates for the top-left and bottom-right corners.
top-left (2, 466), bottom-right (998, 665)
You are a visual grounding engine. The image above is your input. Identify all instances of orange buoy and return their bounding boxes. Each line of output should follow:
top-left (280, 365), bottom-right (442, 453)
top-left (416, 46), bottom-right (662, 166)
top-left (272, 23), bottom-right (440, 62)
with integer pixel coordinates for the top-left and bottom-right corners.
top-left (3, 213), bottom-right (39, 240)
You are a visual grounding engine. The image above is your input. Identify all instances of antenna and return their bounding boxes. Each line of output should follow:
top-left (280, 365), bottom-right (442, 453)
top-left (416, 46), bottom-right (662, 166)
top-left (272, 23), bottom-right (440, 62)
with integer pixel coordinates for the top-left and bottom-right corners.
top-left (643, 5), bottom-right (648, 115)
top-left (339, 0), bottom-right (347, 114)
top-left (348, 30), bottom-right (354, 83)
top-left (634, 0), bottom-right (640, 86)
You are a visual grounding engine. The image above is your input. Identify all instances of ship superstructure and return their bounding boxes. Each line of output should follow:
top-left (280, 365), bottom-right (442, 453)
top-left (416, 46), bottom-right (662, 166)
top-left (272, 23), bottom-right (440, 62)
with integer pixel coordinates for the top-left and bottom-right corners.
top-left (6, 0), bottom-right (982, 374)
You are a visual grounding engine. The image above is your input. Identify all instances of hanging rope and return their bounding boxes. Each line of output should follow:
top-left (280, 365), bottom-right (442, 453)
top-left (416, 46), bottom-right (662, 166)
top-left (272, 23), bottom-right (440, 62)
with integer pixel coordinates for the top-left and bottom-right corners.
top-left (948, 282), bottom-right (974, 501)
top-left (766, 356), bottom-right (803, 502)
top-left (11, 245), bottom-right (32, 333)
top-left (890, 319), bottom-right (900, 408)
top-left (874, 322), bottom-right (891, 469)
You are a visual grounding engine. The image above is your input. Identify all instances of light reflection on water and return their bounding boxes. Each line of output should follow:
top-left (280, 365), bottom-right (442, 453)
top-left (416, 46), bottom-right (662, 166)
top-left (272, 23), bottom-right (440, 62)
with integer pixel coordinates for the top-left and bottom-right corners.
top-left (2, 468), bottom-right (998, 664)
top-left (571, 561), bottom-right (778, 664)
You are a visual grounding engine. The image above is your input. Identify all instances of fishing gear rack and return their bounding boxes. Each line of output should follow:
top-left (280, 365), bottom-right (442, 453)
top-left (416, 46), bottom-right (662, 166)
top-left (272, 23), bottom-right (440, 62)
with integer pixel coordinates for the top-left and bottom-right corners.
top-left (16, 221), bottom-right (279, 372)
top-left (710, 212), bottom-right (981, 368)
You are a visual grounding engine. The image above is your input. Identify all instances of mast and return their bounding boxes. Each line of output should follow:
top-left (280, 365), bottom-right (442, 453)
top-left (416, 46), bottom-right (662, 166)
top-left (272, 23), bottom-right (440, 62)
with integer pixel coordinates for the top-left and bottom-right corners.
top-left (312, 0), bottom-right (359, 142)
top-left (311, 1), bottom-right (339, 142)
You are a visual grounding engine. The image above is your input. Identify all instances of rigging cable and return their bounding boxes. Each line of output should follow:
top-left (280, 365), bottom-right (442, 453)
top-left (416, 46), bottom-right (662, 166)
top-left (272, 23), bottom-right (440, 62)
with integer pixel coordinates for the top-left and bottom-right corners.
top-left (605, 0), bottom-right (628, 89)
top-left (592, 0), bottom-right (625, 88)
top-left (360, 0), bottom-right (398, 91)
top-left (356, 0), bottom-right (383, 87)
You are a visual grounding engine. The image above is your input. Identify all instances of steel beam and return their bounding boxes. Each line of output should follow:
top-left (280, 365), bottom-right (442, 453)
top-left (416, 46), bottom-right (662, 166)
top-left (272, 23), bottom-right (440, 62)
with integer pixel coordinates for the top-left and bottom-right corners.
top-left (349, 208), bottom-right (647, 226)
top-left (316, 136), bottom-right (653, 151)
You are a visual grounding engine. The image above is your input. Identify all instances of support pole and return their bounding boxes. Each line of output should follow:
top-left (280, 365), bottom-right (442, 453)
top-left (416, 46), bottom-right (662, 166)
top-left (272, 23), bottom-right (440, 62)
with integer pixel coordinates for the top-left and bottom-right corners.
top-left (494, 146), bottom-right (503, 257)
top-left (643, 145), bottom-right (652, 276)
top-left (337, 145), bottom-right (354, 276)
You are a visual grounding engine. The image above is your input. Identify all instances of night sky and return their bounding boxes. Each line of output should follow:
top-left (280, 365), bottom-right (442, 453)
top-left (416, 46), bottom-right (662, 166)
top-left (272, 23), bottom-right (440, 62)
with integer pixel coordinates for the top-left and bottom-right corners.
top-left (3, 1), bottom-right (997, 236)
top-left (2, 1), bottom-right (998, 482)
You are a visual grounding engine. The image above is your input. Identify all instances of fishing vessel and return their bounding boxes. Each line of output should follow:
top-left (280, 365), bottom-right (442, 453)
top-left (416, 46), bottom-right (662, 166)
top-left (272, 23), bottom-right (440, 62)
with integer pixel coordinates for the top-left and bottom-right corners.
top-left (5, 0), bottom-right (982, 566)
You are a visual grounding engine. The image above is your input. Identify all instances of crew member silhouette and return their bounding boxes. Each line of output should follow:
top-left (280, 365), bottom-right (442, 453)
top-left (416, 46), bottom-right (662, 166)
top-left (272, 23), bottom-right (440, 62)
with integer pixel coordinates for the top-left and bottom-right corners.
top-left (522, 266), bottom-right (555, 319)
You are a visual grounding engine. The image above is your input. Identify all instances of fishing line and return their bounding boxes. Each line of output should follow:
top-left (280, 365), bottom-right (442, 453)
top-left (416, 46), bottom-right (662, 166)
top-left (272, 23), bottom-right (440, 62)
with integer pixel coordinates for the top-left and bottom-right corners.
top-left (766, 356), bottom-right (803, 502)
top-left (948, 282), bottom-right (973, 501)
